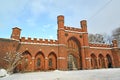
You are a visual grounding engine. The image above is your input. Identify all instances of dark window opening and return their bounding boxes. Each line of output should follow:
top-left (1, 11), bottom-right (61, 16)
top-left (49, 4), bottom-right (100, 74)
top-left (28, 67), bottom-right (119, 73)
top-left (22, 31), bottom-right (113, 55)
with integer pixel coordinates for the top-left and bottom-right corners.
top-left (37, 58), bottom-right (41, 67)
top-left (49, 58), bottom-right (52, 67)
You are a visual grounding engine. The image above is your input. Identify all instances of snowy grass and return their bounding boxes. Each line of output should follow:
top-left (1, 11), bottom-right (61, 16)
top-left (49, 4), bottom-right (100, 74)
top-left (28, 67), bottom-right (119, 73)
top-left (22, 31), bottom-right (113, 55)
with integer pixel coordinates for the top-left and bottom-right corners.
top-left (0, 68), bottom-right (120, 80)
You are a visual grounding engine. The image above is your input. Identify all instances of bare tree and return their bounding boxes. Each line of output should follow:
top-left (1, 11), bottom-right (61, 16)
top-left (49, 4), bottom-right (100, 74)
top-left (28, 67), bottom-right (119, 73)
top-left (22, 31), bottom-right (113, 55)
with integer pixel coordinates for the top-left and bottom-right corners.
top-left (88, 33), bottom-right (112, 44)
top-left (88, 34), bottom-right (96, 42)
top-left (112, 27), bottom-right (120, 47)
top-left (95, 34), bottom-right (104, 43)
top-left (88, 33), bottom-right (104, 43)
top-left (2, 51), bottom-right (23, 74)
top-left (102, 33), bottom-right (112, 44)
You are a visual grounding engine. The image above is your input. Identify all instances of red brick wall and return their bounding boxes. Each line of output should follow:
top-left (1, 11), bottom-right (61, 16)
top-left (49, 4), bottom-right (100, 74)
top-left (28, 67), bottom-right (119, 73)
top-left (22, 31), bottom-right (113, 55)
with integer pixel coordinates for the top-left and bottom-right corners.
top-left (0, 38), bottom-right (20, 69)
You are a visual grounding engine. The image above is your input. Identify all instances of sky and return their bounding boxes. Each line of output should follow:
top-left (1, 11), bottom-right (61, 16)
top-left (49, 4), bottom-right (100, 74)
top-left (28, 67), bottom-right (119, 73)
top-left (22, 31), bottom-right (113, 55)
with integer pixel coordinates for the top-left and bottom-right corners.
top-left (0, 0), bottom-right (120, 40)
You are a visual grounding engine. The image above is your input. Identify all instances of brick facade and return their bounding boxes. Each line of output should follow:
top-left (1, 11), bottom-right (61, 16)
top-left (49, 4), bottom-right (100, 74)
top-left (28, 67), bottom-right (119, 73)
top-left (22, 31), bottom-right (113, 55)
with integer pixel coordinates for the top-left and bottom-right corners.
top-left (0, 15), bottom-right (120, 72)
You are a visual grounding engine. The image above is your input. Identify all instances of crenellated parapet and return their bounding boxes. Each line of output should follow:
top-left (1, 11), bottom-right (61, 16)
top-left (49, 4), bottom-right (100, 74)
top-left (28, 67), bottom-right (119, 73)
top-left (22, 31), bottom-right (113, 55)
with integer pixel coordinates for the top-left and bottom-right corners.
top-left (64, 26), bottom-right (82, 32)
top-left (89, 43), bottom-right (111, 48)
top-left (20, 37), bottom-right (58, 44)
top-left (89, 39), bottom-right (118, 48)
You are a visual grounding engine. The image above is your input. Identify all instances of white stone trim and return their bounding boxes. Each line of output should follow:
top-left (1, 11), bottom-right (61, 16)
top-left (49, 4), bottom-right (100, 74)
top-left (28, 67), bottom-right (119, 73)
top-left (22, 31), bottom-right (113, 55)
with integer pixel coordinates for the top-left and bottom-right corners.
top-left (58, 57), bottom-right (66, 60)
top-left (65, 30), bottom-right (88, 34)
top-left (39, 49), bottom-right (42, 51)
top-left (45, 57), bottom-right (48, 60)
top-left (90, 47), bottom-right (112, 50)
top-left (32, 57), bottom-right (35, 60)
top-left (20, 42), bottom-right (65, 46)
top-left (85, 57), bottom-right (91, 62)
top-left (0, 38), bottom-right (20, 41)
top-left (85, 57), bottom-right (91, 60)
top-left (81, 46), bottom-right (90, 48)
top-left (26, 48), bottom-right (28, 50)
top-left (112, 47), bottom-right (119, 49)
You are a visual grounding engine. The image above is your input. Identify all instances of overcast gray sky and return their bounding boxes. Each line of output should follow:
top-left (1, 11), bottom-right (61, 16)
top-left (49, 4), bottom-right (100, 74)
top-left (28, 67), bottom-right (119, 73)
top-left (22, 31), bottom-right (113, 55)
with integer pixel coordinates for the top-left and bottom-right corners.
top-left (0, 0), bottom-right (120, 39)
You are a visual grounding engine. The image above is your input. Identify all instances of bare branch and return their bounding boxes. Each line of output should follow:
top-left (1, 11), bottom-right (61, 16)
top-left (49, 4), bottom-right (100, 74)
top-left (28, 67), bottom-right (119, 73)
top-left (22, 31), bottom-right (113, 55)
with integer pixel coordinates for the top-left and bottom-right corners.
top-left (1, 51), bottom-right (23, 74)
top-left (112, 27), bottom-right (120, 47)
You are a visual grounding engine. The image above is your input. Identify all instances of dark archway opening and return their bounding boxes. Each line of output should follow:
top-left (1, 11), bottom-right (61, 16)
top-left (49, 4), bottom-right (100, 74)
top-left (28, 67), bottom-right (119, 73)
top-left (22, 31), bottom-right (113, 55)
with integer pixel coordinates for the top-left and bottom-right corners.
top-left (106, 54), bottom-right (113, 68)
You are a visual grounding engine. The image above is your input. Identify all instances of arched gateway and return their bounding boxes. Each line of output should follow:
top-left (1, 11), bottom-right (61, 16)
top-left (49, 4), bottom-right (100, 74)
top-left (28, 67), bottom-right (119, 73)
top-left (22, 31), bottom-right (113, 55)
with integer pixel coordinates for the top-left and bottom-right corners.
top-left (67, 37), bottom-right (82, 70)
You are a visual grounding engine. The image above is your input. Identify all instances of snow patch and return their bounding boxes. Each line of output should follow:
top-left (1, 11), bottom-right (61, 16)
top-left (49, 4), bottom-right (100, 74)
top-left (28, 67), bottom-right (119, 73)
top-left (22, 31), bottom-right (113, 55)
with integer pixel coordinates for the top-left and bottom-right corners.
top-left (0, 69), bottom-right (8, 78)
top-left (0, 68), bottom-right (120, 80)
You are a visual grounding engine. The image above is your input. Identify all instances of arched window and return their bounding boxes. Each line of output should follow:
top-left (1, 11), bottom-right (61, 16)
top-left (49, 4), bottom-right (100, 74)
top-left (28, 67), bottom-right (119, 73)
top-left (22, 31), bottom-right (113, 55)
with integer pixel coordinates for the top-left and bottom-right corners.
top-left (37, 58), bottom-right (41, 67)
top-left (49, 58), bottom-right (52, 67)
top-left (48, 52), bottom-right (57, 70)
top-left (35, 52), bottom-right (45, 70)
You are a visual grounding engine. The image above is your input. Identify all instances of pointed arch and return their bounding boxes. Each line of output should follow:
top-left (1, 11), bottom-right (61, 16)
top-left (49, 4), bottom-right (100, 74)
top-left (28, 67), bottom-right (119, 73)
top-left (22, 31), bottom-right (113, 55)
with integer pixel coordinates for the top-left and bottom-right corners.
top-left (98, 54), bottom-right (105, 68)
top-left (35, 51), bottom-right (45, 71)
top-left (20, 51), bottom-right (32, 71)
top-left (22, 50), bottom-right (32, 57)
top-left (67, 36), bottom-right (82, 70)
top-left (106, 54), bottom-right (113, 68)
top-left (91, 54), bottom-right (97, 69)
top-left (67, 36), bottom-right (81, 49)
top-left (48, 52), bottom-right (57, 70)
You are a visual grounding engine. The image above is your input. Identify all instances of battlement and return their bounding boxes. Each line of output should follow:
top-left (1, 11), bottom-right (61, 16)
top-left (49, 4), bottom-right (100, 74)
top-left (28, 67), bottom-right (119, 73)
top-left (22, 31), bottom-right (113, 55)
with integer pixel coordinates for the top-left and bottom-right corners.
top-left (64, 26), bottom-right (82, 32)
top-left (89, 43), bottom-right (111, 48)
top-left (20, 37), bottom-right (58, 44)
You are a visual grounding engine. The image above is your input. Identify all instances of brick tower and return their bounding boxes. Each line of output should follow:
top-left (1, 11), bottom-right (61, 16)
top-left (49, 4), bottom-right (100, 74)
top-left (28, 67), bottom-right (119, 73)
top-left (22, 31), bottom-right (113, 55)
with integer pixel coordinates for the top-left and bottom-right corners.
top-left (11, 27), bottom-right (21, 40)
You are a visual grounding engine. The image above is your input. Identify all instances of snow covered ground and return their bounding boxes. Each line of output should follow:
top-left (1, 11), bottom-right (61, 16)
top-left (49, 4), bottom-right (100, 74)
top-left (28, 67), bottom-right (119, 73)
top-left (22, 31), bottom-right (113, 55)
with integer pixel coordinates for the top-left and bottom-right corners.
top-left (0, 68), bottom-right (120, 80)
top-left (0, 69), bottom-right (7, 78)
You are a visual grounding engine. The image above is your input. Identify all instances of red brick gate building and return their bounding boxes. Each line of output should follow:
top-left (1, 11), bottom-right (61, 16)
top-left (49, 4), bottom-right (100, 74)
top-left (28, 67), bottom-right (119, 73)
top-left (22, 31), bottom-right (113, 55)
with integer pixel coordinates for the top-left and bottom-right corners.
top-left (0, 15), bottom-right (120, 71)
